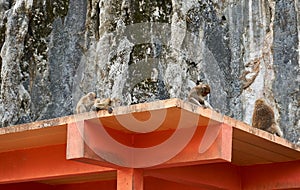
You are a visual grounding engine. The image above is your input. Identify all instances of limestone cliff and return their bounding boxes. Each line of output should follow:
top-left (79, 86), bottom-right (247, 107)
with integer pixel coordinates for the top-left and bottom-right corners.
top-left (0, 0), bottom-right (299, 142)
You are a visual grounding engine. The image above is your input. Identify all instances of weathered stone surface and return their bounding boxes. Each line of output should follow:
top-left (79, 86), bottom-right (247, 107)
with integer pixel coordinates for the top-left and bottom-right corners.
top-left (273, 0), bottom-right (300, 142)
top-left (0, 0), bottom-right (299, 143)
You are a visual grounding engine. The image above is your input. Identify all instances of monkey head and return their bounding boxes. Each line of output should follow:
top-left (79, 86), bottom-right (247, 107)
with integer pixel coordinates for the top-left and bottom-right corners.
top-left (87, 92), bottom-right (96, 100)
top-left (199, 83), bottom-right (211, 97)
top-left (255, 99), bottom-right (265, 106)
top-left (111, 98), bottom-right (121, 107)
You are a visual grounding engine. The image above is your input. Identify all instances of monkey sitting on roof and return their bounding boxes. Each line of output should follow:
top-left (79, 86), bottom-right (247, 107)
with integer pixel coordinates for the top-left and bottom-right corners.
top-left (92, 98), bottom-right (121, 114)
top-left (76, 92), bottom-right (97, 114)
top-left (252, 99), bottom-right (283, 137)
top-left (187, 83), bottom-right (213, 109)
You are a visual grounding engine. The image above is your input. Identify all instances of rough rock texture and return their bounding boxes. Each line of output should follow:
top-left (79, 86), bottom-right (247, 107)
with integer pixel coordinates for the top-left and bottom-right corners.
top-left (0, 0), bottom-right (299, 142)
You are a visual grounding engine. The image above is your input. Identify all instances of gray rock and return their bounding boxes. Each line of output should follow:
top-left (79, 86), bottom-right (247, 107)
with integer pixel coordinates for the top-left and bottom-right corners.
top-left (0, 0), bottom-right (299, 143)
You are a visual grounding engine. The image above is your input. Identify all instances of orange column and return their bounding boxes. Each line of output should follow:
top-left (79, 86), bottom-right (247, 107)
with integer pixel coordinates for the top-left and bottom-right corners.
top-left (117, 168), bottom-right (143, 190)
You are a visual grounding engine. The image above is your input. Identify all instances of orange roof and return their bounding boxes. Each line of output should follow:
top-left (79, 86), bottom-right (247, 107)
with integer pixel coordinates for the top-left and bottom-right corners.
top-left (1, 98), bottom-right (300, 189)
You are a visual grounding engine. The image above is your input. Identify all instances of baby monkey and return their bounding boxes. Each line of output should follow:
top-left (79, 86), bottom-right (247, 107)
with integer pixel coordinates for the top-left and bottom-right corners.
top-left (76, 92), bottom-right (97, 114)
top-left (187, 83), bottom-right (213, 109)
top-left (252, 99), bottom-right (283, 137)
top-left (92, 98), bottom-right (121, 114)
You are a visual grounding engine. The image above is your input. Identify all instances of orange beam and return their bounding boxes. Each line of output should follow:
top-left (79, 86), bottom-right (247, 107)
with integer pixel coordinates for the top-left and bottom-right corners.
top-left (241, 160), bottom-right (300, 189)
top-left (0, 182), bottom-right (53, 190)
top-left (164, 123), bottom-right (232, 167)
top-left (67, 119), bottom-right (232, 169)
top-left (117, 168), bottom-right (143, 190)
top-left (55, 180), bottom-right (116, 190)
top-left (0, 144), bottom-right (115, 184)
top-left (146, 163), bottom-right (241, 190)
top-left (144, 177), bottom-right (201, 190)
top-left (66, 121), bottom-right (120, 168)
top-left (0, 180), bottom-right (117, 190)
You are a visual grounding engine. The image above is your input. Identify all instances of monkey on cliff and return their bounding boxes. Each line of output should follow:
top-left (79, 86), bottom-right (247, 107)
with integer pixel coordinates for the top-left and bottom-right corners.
top-left (252, 99), bottom-right (283, 137)
top-left (92, 98), bottom-right (121, 114)
top-left (187, 83), bottom-right (213, 109)
top-left (76, 92), bottom-right (97, 114)
top-left (150, 68), bottom-right (158, 82)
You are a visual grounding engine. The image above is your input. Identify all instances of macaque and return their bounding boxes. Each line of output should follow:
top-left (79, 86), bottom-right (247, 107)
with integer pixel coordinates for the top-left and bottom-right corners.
top-left (187, 83), bottom-right (213, 109)
top-left (252, 99), bottom-right (283, 137)
top-left (92, 98), bottom-right (121, 114)
top-left (76, 92), bottom-right (97, 114)
top-left (150, 68), bottom-right (158, 82)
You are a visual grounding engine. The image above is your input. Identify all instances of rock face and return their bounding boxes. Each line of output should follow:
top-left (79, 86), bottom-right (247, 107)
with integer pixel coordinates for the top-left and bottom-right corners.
top-left (0, 0), bottom-right (299, 142)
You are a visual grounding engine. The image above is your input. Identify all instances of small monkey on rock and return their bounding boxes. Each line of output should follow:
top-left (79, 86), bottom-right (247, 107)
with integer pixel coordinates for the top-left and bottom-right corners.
top-left (187, 83), bottom-right (213, 109)
top-left (252, 99), bottom-right (283, 137)
top-left (92, 98), bottom-right (121, 114)
top-left (76, 92), bottom-right (97, 114)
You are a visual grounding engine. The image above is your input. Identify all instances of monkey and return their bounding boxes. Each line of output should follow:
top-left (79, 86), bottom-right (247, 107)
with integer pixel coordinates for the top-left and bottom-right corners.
top-left (92, 98), bottom-right (121, 114)
top-left (252, 99), bottom-right (283, 137)
top-left (150, 68), bottom-right (158, 82)
top-left (76, 92), bottom-right (97, 114)
top-left (187, 83), bottom-right (213, 109)
top-left (240, 58), bottom-right (260, 89)
top-left (110, 98), bottom-right (121, 107)
top-left (92, 98), bottom-right (112, 113)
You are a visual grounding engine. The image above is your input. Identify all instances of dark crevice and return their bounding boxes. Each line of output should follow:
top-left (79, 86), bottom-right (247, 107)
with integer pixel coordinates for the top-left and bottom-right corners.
top-left (95, 1), bottom-right (100, 40)
top-left (0, 15), bottom-right (7, 90)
